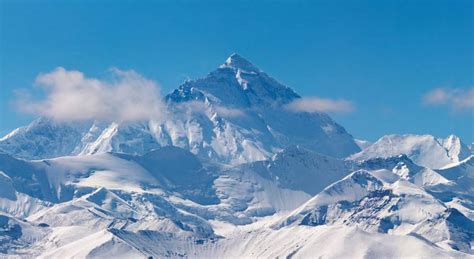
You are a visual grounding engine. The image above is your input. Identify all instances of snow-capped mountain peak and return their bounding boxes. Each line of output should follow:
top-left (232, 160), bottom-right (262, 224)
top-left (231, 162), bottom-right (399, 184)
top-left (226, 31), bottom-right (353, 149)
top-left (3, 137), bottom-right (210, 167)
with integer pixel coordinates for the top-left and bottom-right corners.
top-left (1, 55), bottom-right (360, 162)
top-left (441, 134), bottom-right (471, 164)
top-left (170, 53), bottom-right (299, 108)
top-left (220, 53), bottom-right (261, 73)
top-left (6, 54), bottom-right (471, 256)
top-left (349, 134), bottom-right (471, 169)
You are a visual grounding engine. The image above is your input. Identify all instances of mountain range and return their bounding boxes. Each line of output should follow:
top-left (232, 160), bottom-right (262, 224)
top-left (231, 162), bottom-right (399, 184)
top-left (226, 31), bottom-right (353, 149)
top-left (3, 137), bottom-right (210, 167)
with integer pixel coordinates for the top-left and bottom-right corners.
top-left (0, 54), bottom-right (472, 258)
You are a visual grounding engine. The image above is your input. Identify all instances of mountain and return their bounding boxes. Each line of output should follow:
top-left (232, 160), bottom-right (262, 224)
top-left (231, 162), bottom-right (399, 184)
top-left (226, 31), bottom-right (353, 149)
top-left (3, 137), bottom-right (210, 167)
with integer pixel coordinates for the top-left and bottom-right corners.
top-left (0, 54), bottom-right (360, 164)
top-left (0, 118), bottom-right (92, 161)
top-left (0, 144), bottom-right (472, 257)
top-left (1, 54), bottom-right (472, 257)
top-left (236, 145), bottom-right (354, 195)
top-left (349, 134), bottom-right (471, 169)
top-left (274, 168), bottom-right (474, 254)
top-left (0, 146), bottom-right (313, 256)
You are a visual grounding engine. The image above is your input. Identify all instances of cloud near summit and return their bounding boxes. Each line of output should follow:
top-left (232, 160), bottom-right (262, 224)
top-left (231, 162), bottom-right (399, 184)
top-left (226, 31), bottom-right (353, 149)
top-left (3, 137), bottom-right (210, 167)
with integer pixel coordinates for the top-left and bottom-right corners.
top-left (285, 96), bottom-right (355, 113)
top-left (15, 67), bottom-right (353, 122)
top-left (16, 67), bottom-right (165, 122)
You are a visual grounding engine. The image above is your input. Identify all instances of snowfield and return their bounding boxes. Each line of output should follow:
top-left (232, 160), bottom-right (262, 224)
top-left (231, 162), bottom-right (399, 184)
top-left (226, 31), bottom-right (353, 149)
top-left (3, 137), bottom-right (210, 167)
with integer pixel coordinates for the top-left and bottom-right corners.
top-left (0, 54), bottom-right (472, 258)
top-left (349, 134), bottom-right (471, 169)
top-left (0, 149), bottom-right (472, 258)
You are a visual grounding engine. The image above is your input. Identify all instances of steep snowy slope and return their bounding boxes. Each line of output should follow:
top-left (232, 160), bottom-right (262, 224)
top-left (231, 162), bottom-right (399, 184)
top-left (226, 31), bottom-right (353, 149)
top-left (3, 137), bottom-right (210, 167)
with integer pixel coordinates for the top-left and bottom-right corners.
top-left (275, 169), bottom-right (474, 253)
top-left (160, 53), bottom-right (360, 163)
top-left (0, 213), bottom-right (50, 254)
top-left (433, 156), bottom-right (474, 219)
top-left (0, 54), bottom-right (360, 163)
top-left (0, 145), bottom-right (472, 257)
top-left (356, 154), bottom-right (474, 222)
top-left (0, 146), bottom-right (314, 256)
top-left (236, 145), bottom-right (354, 195)
top-left (438, 156), bottom-right (474, 190)
top-left (208, 224), bottom-right (465, 258)
top-left (0, 118), bottom-right (92, 160)
top-left (349, 134), bottom-right (471, 169)
top-left (0, 150), bottom-right (216, 257)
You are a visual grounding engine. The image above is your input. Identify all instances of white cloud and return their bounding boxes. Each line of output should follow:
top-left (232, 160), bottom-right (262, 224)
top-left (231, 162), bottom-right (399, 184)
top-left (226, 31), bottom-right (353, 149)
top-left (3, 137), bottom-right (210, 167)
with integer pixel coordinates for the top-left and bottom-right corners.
top-left (16, 67), bottom-right (165, 122)
top-left (175, 100), bottom-right (245, 118)
top-left (285, 96), bottom-right (354, 113)
top-left (214, 106), bottom-right (245, 118)
top-left (423, 87), bottom-right (474, 110)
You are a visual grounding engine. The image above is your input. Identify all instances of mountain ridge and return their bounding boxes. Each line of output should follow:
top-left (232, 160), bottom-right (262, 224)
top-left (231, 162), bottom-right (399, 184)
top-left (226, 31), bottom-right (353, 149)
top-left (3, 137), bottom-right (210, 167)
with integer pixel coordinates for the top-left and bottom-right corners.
top-left (0, 54), bottom-right (360, 163)
top-left (349, 134), bottom-right (471, 169)
top-left (0, 144), bottom-right (472, 257)
top-left (0, 54), bottom-right (472, 257)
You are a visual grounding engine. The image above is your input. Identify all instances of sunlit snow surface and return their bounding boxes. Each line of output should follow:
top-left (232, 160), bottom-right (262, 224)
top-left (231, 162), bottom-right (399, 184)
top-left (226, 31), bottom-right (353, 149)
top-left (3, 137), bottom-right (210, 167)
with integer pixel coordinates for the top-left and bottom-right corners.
top-left (0, 55), bottom-right (473, 257)
top-left (350, 134), bottom-right (471, 169)
top-left (0, 54), bottom-right (359, 164)
top-left (0, 146), bottom-right (472, 257)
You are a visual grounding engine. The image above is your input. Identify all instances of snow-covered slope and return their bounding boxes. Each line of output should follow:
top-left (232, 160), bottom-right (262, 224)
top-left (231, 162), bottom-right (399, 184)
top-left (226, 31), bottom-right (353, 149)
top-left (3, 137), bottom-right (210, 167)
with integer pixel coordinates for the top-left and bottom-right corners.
top-left (0, 118), bottom-right (92, 161)
top-left (204, 223), bottom-right (465, 258)
top-left (0, 54), bottom-right (360, 164)
top-left (432, 156), bottom-right (474, 219)
top-left (236, 145), bottom-right (354, 195)
top-left (0, 54), bottom-right (472, 257)
top-left (0, 145), bottom-right (472, 257)
top-left (349, 134), bottom-right (471, 169)
top-left (275, 168), bottom-right (473, 253)
top-left (0, 146), bottom-right (314, 256)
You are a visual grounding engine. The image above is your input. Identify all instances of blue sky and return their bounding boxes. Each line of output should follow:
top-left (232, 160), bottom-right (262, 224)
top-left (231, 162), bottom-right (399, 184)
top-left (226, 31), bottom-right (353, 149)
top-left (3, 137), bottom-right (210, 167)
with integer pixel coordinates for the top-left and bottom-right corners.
top-left (1, 0), bottom-right (473, 143)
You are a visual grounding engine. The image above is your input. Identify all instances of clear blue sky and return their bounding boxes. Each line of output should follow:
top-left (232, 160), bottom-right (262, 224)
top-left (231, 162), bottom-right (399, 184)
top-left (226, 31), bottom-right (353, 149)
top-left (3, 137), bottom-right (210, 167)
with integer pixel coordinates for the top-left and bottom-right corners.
top-left (1, 0), bottom-right (473, 143)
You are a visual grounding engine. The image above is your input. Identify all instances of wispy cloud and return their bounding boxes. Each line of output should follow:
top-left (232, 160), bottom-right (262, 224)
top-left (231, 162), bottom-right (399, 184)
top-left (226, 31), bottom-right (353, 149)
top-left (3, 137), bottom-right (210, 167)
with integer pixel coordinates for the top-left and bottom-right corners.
top-left (175, 100), bottom-right (245, 118)
top-left (285, 96), bottom-right (354, 113)
top-left (15, 67), bottom-right (165, 122)
top-left (214, 106), bottom-right (245, 118)
top-left (423, 87), bottom-right (474, 110)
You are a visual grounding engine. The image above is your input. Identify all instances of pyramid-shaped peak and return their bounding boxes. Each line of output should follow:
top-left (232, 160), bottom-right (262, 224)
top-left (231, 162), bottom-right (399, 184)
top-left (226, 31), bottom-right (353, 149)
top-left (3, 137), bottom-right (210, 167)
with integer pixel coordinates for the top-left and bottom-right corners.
top-left (221, 53), bottom-right (260, 72)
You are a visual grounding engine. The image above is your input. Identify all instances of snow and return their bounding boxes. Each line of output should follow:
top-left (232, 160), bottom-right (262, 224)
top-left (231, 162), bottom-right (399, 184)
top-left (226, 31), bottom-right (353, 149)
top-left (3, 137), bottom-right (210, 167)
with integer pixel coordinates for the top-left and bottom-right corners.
top-left (0, 117), bottom-right (91, 160)
top-left (1, 54), bottom-right (360, 163)
top-left (350, 134), bottom-right (471, 169)
top-left (221, 53), bottom-right (261, 73)
top-left (0, 54), bottom-right (472, 257)
top-left (38, 229), bottom-right (144, 259)
top-left (203, 224), bottom-right (464, 258)
top-left (0, 146), bottom-right (472, 257)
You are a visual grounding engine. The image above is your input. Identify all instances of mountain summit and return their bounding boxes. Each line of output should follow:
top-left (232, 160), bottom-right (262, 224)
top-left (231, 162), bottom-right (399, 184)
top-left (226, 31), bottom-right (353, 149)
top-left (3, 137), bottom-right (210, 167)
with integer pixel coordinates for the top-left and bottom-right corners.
top-left (0, 55), bottom-right (360, 163)
top-left (0, 56), bottom-right (472, 258)
top-left (169, 53), bottom-right (299, 108)
top-left (220, 53), bottom-right (261, 72)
